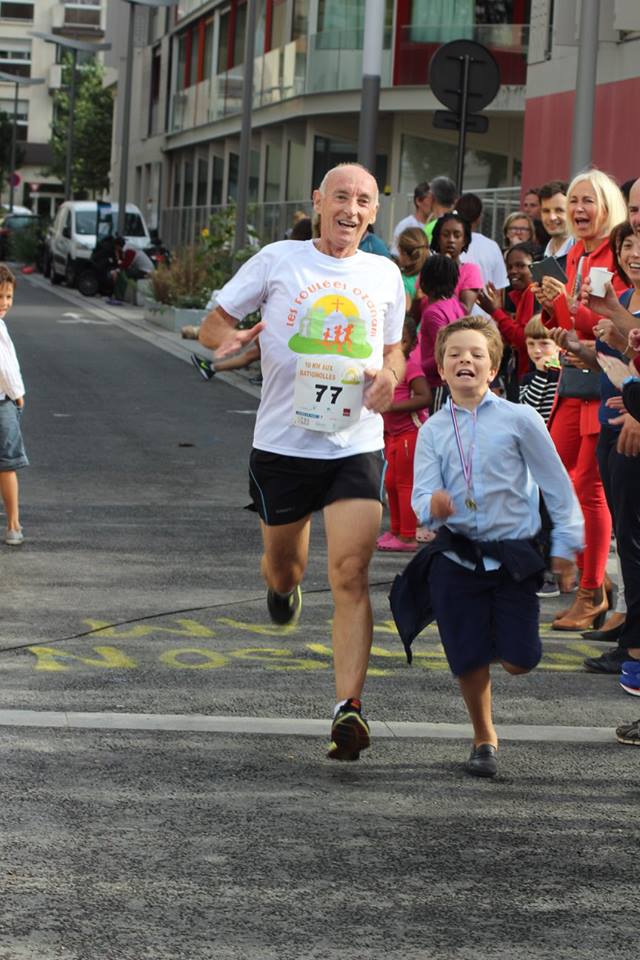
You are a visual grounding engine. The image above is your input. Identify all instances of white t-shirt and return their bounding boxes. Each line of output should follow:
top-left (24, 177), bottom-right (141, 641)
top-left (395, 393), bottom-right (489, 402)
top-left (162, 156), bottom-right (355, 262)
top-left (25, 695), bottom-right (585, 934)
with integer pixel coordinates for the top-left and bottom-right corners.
top-left (460, 232), bottom-right (508, 289)
top-left (390, 214), bottom-right (424, 256)
top-left (460, 231), bottom-right (509, 319)
top-left (216, 240), bottom-right (405, 459)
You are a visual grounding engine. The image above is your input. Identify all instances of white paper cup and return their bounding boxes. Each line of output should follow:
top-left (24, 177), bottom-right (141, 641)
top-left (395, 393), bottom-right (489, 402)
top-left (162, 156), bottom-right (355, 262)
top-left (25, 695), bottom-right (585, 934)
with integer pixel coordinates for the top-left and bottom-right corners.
top-left (589, 267), bottom-right (613, 296)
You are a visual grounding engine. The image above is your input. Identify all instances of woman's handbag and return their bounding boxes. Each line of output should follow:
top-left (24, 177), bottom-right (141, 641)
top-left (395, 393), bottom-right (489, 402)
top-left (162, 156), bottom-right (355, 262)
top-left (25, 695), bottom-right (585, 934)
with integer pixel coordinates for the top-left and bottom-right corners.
top-left (556, 357), bottom-right (601, 400)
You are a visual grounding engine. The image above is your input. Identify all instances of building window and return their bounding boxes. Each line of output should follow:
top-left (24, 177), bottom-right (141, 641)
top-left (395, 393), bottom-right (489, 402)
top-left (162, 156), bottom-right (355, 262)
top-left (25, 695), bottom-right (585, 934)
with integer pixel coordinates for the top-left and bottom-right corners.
top-left (211, 155), bottom-right (224, 205)
top-left (233, 2), bottom-right (247, 67)
top-left (0, 42), bottom-right (31, 78)
top-left (0, 97), bottom-right (27, 140)
top-left (0, 1), bottom-right (34, 20)
top-left (196, 157), bottom-right (208, 206)
top-left (264, 142), bottom-right (281, 201)
top-left (318, 0), bottom-right (364, 32)
top-left (203, 17), bottom-right (214, 78)
top-left (286, 141), bottom-right (306, 200)
top-left (184, 159), bottom-right (194, 207)
top-left (148, 45), bottom-right (161, 135)
top-left (177, 32), bottom-right (188, 89)
top-left (269, 0), bottom-right (288, 49)
top-left (293, 0), bottom-right (307, 39)
top-left (399, 133), bottom-right (508, 193)
top-left (217, 8), bottom-right (230, 71)
top-left (64, 0), bottom-right (102, 30)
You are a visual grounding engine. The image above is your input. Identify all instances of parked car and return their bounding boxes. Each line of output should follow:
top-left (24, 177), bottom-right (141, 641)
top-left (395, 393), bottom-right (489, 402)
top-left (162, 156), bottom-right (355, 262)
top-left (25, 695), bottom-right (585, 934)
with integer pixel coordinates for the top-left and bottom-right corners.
top-left (0, 212), bottom-right (44, 260)
top-left (44, 201), bottom-right (151, 289)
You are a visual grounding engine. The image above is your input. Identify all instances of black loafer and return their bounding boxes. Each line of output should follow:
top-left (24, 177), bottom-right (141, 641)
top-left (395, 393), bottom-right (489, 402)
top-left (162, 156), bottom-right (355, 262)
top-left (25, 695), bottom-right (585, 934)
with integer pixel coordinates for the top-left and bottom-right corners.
top-left (465, 743), bottom-right (498, 778)
top-left (581, 619), bottom-right (625, 642)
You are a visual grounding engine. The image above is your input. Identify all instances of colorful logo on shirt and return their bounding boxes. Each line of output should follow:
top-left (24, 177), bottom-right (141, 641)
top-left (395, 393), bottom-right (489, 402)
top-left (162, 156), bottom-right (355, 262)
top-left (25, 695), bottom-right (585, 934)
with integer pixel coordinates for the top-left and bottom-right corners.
top-left (287, 294), bottom-right (373, 359)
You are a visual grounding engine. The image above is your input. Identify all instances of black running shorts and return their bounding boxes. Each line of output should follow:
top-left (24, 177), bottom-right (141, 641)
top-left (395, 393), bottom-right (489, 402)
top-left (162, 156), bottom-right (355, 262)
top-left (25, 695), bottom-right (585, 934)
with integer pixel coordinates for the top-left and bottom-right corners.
top-left (248, 448), bottom-right (386, 526)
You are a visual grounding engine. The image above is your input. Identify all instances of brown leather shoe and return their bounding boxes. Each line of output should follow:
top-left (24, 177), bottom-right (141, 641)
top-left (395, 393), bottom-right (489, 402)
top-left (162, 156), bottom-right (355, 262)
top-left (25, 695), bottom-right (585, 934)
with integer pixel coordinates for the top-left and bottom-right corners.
top-left (552, 586), bottom-right (608, 631)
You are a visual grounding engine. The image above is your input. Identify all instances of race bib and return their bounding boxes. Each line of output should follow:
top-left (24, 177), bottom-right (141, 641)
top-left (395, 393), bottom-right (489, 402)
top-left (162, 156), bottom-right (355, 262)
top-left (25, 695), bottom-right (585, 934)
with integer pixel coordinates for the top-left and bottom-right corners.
top-left (293, 355), bottom-right (365, 432)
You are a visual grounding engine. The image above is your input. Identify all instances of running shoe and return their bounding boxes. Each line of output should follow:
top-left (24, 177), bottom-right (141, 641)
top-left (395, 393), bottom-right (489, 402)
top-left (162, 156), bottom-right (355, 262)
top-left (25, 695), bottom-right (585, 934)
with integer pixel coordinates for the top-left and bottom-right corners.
top-left (620, 679), bottom-right (640, 697)
top-left (536, 576), bottom-right (560, 599)
top-left (266, 585), bottom-right (302, 627)
top-left (5, 528), bottom-right (24, 546)
top-left (621, 659), bottom-right (640, 675)
top-left (191, 354), bottom-right (215, 381)
top-left (583, 647), bottom-right (631, 674)
top-left (327, 698), bottom-right (370, 762)
top-left (616, 719), bottom-right (640, 745)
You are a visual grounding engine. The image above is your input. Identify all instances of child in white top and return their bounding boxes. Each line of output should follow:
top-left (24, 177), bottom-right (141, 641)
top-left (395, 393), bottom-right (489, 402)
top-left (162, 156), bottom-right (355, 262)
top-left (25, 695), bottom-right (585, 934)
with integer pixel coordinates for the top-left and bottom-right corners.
top-left (0, 264), bottom-right (28, 545)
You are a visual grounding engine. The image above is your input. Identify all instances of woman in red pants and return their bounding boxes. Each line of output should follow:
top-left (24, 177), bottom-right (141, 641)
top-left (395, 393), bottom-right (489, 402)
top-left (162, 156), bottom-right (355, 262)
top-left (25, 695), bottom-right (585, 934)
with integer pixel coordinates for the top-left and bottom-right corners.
top-left (535, 169), bottom-right (628, 630)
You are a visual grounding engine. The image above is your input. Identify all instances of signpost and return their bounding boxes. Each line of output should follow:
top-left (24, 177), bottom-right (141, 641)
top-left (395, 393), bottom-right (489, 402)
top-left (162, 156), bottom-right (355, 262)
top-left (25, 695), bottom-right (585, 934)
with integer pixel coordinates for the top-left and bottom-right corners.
top-left (429, 40), bottom-right (500, 194)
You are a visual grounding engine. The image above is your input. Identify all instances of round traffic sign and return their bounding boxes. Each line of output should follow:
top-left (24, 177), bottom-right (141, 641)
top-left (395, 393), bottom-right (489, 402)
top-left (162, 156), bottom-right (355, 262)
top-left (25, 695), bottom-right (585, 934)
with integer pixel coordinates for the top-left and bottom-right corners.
top-left (429, 40), bottom-right (500, 114)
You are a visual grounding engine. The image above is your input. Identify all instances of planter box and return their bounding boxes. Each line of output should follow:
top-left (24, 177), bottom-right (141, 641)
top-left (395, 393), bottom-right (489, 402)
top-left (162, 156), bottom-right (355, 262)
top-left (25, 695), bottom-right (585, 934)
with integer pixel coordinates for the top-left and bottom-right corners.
top-left (144, 301), bottom-right (208, 332)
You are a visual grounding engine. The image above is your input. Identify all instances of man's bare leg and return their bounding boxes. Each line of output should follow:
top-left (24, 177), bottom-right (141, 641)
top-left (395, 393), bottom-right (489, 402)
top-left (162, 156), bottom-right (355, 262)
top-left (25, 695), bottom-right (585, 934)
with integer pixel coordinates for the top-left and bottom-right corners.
top-left (259, 515), bottom-right (311, 594)
top-left (323, 498), bottom-right (382, 700)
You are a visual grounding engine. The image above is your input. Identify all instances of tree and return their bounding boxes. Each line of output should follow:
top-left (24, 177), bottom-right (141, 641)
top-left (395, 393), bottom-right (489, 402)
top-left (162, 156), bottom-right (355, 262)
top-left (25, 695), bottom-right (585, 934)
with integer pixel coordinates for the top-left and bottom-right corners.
top-left (49, 56), bottom-right (113, 197)
top-left (0, 110), bottom-right (25, 208)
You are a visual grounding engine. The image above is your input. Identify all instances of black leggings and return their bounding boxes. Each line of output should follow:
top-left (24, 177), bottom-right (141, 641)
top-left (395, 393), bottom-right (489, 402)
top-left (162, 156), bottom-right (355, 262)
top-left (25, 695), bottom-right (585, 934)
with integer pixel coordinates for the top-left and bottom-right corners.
top-left (596, 425), bottom-right (640, 647)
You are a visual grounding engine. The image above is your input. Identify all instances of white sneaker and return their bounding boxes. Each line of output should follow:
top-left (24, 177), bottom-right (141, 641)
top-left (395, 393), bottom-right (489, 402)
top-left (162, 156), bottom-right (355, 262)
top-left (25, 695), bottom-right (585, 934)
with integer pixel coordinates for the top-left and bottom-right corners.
top-left (5, 528), bottom-right (24, 546)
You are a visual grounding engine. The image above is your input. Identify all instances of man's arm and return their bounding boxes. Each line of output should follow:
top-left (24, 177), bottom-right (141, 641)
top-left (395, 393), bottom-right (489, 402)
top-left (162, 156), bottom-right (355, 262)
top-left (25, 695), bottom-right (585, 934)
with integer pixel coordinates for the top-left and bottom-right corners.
top-left (364, 341), bottom-right (406, 414)
top-left (198, 305), bottom-right (265, 357)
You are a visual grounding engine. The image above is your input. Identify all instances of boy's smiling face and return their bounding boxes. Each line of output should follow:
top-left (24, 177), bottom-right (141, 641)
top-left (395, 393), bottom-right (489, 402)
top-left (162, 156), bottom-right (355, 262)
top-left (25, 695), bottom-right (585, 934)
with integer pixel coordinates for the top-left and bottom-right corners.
top-left (438, 329), bottom-right (497, 404)
top-left (0, 282), bottom-right (14, 319)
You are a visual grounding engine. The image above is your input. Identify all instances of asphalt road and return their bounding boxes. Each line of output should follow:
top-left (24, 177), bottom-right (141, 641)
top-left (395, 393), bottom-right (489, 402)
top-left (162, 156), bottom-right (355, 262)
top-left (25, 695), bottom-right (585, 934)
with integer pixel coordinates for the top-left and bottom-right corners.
top-left (0, 274), bottom-right (637, 960)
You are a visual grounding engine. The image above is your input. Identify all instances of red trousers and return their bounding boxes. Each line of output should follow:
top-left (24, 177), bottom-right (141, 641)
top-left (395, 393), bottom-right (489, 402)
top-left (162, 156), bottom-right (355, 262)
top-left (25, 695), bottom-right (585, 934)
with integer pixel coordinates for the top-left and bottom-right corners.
top-left (384, 428), bottom-right (419, 538)
top-left (549, 398), bottom-right (611, 588)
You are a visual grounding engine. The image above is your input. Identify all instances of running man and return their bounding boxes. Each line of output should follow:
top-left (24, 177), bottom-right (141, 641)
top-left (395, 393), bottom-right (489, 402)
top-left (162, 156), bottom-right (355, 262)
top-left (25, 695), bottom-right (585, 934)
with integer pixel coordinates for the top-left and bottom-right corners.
top-left (198, 163), bottom-right (406, 761)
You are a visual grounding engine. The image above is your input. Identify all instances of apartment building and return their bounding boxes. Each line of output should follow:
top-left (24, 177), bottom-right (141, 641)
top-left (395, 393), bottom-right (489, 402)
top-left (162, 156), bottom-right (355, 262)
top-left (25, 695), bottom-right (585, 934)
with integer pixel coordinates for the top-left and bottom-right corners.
top-left (107, 0), bottom-right (530, 246)
top-left (522, 0), bottom-right (640, 190)
top-left (0, 0), bottom-right (105, 216)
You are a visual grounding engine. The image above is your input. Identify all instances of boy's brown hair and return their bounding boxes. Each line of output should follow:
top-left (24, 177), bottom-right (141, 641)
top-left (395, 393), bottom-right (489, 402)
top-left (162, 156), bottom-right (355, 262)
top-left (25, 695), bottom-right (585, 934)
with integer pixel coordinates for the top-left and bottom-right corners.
top-left (524, 314), bottom-right (552, 340)
top-left (0, 264), bottom-right (16, 288)
top-left (435, 316), bottom-right (504, 370)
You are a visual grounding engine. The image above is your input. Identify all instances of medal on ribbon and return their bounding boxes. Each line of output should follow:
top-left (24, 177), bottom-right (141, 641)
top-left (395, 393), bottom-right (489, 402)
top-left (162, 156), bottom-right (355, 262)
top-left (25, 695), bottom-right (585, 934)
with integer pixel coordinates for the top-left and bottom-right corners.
top-left (450, 404), bottom-right (477, 511)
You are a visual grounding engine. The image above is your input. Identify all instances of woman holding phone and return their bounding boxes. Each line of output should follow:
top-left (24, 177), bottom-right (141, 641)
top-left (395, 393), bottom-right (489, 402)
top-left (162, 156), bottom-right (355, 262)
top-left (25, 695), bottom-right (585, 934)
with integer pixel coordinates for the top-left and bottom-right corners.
top-left (533, 169), bottom-right (627, 631)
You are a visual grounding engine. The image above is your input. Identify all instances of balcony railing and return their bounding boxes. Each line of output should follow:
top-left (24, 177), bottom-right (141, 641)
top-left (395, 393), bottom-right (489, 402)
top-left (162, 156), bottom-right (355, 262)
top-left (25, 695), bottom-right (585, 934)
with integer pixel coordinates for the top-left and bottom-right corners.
top-left (170, 23), bottom-right (526, 133)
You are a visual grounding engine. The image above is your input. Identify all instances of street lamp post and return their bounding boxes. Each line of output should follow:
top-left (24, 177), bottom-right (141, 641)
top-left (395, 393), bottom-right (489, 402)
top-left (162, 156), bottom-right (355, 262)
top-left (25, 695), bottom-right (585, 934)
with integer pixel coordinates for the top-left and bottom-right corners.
top-left (0, 71), bottom-right (45, 212)
top-left (30, 32), bottom-right (111, 201)
top-left (116, 0), bottom-right (175, 238)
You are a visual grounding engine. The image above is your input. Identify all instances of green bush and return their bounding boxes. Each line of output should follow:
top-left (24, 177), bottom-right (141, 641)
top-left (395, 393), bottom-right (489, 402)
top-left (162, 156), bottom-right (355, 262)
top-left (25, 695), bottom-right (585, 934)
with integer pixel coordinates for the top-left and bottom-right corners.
top-left (150, 204), bottom-right (259, 312)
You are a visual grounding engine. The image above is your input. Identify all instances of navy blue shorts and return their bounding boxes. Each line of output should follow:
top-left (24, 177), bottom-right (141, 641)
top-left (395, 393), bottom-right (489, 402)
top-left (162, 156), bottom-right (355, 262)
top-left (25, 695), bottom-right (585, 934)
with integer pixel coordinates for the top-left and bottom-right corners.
top-left (249, 448), bottom-right (385, 526)
top-left (0, 399), bottom-right (28, 471)
top-left (429, 554), bottom-right (542, 677)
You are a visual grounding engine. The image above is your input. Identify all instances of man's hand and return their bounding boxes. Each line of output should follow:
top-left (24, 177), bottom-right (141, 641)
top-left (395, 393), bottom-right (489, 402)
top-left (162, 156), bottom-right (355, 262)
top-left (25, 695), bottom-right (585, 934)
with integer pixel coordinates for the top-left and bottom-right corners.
top-left (14, 396), bottom-right (24, 408)
top-left (550, 556), bottom-right (577, 593)
top-left (610, 412), bottom-right (640, 456)
top-left (363, 367), bottom-right (396, 413)
top-left (629, 328), bottom-right (640, 352)
top-left (211, 322), bottom-right (265, 360)
top-left (430, 489), bottom-right (455, 520)
top-left (198, 304), bottom-right (265, 358)
top-left (548, 326), bottom-right (580, 355)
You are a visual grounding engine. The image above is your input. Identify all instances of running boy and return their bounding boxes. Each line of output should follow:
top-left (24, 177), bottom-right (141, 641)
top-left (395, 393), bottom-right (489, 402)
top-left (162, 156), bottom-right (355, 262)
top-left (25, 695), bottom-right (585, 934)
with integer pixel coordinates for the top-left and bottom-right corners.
top-left (0, 264), bottom-right (28, 545)
top-left (408, 317), bottom-right (582, 777)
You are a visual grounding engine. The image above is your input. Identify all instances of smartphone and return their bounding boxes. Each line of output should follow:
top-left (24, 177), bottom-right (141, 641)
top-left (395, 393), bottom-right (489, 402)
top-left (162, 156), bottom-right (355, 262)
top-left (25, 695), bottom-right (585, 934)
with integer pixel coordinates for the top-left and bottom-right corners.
top-left (529, 257), bottom-right (568, 285)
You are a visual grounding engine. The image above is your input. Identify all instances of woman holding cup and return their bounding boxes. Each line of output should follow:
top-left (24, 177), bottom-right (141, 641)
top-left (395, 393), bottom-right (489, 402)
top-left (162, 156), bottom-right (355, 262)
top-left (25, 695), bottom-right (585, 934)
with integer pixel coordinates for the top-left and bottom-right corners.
top-left (533, 169), bottom-right (627, 631)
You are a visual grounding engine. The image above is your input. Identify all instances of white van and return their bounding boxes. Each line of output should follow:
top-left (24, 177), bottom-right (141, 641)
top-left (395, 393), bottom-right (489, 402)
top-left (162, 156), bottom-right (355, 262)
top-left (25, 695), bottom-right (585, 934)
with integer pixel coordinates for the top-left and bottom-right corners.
top-left (46, 201), bottom-right (151, 287)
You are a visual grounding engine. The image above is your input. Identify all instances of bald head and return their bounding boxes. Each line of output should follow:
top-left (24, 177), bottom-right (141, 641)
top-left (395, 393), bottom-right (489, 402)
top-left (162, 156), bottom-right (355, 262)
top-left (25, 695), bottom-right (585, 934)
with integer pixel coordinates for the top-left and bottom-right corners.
top-left (318, 164), bottom-right (379, 204)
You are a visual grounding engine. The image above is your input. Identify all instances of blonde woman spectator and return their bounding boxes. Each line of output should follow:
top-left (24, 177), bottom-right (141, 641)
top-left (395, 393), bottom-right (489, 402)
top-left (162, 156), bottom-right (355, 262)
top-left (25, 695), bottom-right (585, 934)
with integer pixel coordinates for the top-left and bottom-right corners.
top-left (502, 211), bottom-right (536, 251)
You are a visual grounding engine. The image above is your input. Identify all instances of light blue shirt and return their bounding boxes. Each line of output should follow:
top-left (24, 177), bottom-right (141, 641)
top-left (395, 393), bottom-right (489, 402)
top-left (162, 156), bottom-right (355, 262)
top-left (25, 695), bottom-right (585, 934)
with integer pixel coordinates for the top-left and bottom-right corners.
top-left (412, 390), bottom-right (584, 569)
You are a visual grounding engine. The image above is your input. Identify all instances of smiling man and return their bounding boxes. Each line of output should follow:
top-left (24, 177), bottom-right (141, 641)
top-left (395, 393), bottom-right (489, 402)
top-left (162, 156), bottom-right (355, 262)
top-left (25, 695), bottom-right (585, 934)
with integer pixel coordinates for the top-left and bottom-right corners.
top-left (539, 180), bottom-right (574, 268)
top-left (198, 163), bottom-right (406, 762)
